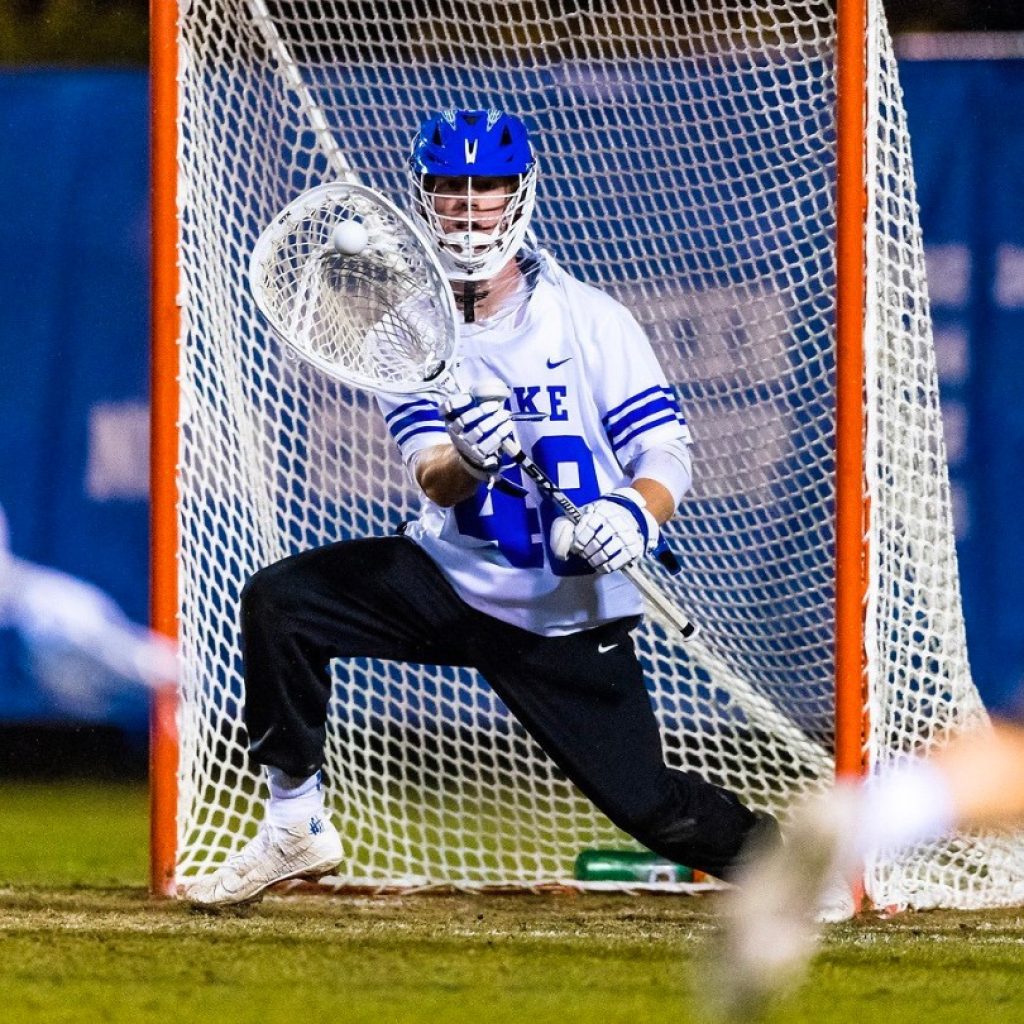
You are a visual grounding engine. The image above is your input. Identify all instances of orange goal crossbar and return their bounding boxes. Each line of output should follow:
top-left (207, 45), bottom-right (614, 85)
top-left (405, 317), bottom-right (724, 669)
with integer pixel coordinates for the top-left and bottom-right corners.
top-left (150, 0), bottom-right (181, 898)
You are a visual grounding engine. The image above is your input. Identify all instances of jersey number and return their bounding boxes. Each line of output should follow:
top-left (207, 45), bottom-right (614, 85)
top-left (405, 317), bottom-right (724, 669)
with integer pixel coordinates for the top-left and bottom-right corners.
top-left (453, 435), bottom-right (599, 576)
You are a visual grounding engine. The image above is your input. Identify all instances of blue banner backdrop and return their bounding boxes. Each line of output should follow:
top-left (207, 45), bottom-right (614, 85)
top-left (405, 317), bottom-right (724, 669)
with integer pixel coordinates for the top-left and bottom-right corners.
top-left (0, 58), bottom-right (1022, 734)
top-left (901, 58), bottom-right (1024, 713)
top-left (0, 71), bottom-right (150, 728)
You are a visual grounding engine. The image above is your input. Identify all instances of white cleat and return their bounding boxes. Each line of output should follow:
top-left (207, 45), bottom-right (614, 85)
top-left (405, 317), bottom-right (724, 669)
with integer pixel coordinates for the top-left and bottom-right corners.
top-left (815, 874), bottom-right (857, 924)
top-left (710, 786), bottom-right (860, 1019)
top-left (183, 814), bottom-right (343, 909)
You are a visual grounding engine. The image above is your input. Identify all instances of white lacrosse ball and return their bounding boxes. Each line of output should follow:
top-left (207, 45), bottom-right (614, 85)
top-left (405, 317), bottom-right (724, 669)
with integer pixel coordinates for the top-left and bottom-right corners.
top-left (331, 219), bottom-right (368, 256)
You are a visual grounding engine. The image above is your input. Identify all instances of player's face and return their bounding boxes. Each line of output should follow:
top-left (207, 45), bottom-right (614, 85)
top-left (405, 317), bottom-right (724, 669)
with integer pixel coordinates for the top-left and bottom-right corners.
top-left (429, 176), bottom-right (516, 236)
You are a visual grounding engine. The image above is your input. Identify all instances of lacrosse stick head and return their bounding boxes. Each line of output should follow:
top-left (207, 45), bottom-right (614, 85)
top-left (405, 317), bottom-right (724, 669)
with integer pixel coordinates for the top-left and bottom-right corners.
top-left (249, 182), bottom-right (458, 394)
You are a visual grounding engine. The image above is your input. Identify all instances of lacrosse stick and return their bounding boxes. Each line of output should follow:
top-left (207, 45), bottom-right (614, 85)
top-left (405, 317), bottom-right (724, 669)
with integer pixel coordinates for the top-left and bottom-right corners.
top-left (249, 182), bottom-right (697, 641)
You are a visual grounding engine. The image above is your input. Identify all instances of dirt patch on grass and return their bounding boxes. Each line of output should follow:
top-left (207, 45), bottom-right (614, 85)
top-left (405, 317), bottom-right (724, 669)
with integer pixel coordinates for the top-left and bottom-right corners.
top-left (0, 887), bottom-right (720, 944)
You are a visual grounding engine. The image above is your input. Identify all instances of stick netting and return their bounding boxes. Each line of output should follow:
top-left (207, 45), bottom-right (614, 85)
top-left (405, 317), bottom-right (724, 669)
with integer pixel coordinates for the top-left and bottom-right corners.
top-left (250, 183), bottom-right (458, 393)
top-left (172, 0), bottom-right (1024, 906)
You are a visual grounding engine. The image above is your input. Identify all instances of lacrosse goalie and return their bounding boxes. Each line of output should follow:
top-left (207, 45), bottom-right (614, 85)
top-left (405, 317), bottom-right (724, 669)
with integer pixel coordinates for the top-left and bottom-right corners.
top-left (185, 108), bottom-right (777, 907)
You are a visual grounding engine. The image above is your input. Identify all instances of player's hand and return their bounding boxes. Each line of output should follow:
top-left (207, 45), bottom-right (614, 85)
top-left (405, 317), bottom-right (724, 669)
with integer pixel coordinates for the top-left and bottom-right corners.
top-left (441, 378), bottom-right (519, 480)
top-left (549, 487), bottom-right (659, 574)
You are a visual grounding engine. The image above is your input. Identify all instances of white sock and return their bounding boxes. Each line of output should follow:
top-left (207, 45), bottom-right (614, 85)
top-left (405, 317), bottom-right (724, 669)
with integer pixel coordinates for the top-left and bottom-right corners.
top-left (856, 759), bottom-right (956, 859)
top-left (265, 768), bottom-right (326, 829)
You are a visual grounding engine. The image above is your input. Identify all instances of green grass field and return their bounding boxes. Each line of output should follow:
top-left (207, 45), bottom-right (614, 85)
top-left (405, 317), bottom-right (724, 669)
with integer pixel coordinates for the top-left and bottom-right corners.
top-left (2, 783), bottom-right (1024, 1023)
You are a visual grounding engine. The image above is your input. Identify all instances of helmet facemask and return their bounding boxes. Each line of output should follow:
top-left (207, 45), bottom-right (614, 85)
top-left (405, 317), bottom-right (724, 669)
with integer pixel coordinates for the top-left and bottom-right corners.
top-left (411, 168), bottom-right (538, 283)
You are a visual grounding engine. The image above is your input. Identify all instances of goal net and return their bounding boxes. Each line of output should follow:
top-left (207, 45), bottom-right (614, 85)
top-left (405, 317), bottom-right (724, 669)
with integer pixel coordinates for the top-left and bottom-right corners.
top-left (163, 0), bottom-right (1024, 909)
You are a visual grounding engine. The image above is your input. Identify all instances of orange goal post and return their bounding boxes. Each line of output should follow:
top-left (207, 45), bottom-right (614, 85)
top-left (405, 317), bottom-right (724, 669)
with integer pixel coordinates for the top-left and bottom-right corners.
top-left (150, 0), bottom-right (1024, 909)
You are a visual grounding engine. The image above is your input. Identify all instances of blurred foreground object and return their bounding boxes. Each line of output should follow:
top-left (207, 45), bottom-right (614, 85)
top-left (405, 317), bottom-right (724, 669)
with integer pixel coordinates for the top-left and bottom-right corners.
top-left (712, 720), bottom-right (1024, 1018)
top-left (0, 505), bottom-right (177, 715)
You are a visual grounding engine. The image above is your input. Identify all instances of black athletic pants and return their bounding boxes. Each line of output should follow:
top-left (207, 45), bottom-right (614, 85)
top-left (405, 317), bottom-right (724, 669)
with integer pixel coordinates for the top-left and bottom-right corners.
top-left (241, 536), bottom-right (766, 879)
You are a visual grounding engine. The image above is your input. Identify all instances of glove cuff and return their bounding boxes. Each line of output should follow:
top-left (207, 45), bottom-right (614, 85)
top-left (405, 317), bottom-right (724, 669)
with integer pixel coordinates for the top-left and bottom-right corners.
top-left (454, 450), bottom-right (495, 480)
top-left (605, 487), bottom-right (659, 553)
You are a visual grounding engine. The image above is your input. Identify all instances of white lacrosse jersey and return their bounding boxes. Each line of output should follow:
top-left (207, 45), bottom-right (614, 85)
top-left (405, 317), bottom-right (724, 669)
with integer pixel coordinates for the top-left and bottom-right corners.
top-left (376, 251), bottom-right (691, 636)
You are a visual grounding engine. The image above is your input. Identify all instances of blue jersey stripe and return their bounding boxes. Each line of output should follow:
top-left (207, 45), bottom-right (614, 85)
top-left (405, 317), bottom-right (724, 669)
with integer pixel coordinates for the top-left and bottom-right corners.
top-left (395, 422), bottom-right (448, 447)
top-left (602, 384), bottom-right (665, 427)
top-left (390, 407), bottom-right (444, 441)
top-left (385, 398), bottom-right (436, 425)
top-left (611, 411), bottom-right (687, 452)
top-left (605, 396), bottom-right (677, 441)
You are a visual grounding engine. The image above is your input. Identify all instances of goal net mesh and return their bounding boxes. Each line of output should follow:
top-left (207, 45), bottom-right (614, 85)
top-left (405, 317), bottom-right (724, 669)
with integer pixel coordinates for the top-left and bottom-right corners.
top-left (171, 0), bottom-right (1024, 908)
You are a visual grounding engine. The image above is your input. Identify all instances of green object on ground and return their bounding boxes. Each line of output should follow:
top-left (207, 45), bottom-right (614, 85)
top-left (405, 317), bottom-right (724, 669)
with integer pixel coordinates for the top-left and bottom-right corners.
top-left (574, 848), bottom-right (693, 883)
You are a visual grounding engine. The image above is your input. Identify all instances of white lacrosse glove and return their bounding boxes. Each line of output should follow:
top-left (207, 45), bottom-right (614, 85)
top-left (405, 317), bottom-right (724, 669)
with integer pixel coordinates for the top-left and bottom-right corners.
top-left (441, 377), bottom-right (520, 480)
top-left (549, 487), bottom-right (660, 574)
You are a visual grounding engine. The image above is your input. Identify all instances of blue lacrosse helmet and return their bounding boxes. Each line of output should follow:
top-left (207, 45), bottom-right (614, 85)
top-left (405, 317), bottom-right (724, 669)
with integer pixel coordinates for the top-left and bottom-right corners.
top-left (408, 108), bottom-right (538, 281)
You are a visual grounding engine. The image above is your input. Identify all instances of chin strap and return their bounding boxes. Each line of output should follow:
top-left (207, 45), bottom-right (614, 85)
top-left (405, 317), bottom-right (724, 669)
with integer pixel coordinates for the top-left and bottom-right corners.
top-left (462, 280), bottom-right (477, 323)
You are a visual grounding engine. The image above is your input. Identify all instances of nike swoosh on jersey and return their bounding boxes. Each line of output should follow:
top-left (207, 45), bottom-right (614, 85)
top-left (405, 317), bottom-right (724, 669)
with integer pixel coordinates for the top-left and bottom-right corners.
top-left (598, 642), bottom-right (618, 653)
top-left (546, 356), bottom-right (573, 369)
